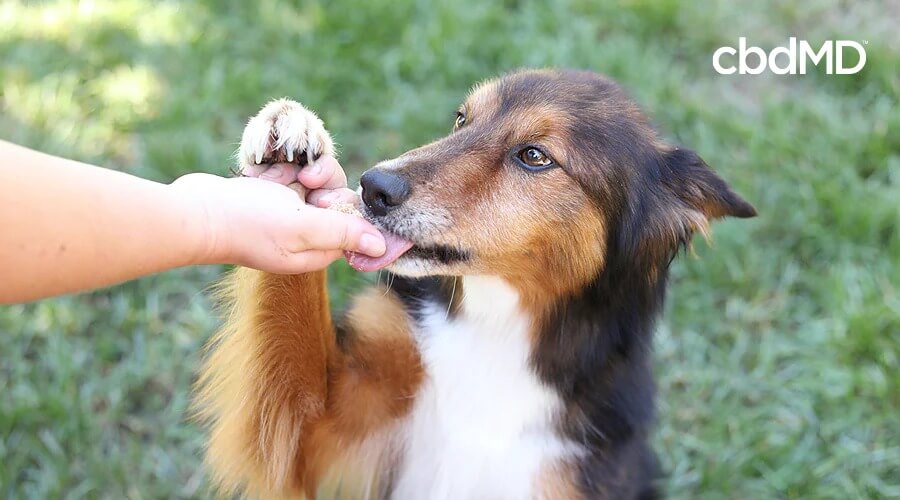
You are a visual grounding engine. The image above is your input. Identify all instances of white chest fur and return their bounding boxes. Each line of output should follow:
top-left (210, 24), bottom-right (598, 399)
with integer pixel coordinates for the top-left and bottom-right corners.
top-left (391, 276), bottom-right (577, 500)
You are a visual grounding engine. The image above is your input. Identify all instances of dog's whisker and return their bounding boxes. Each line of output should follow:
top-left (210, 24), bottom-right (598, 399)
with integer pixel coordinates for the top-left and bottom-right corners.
top-left (445, 277), bottom-right (457, 320)
top-left (384, 272), bottom-right (396, 296)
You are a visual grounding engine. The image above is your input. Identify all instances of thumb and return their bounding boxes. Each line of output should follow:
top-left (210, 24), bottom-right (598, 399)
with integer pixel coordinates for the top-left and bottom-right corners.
top-left (299, 207), bottom-right (387, 257)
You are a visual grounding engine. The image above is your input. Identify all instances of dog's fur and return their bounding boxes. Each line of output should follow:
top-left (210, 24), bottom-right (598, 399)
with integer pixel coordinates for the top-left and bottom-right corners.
top-left (195, 69), bottom-right (756, 499)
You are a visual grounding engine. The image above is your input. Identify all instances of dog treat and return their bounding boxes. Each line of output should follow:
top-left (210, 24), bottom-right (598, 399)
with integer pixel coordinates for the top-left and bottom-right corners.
top-left (328, 202), bottom-right (363, 218)
top-left (330, 202), bottom-right (367, 271)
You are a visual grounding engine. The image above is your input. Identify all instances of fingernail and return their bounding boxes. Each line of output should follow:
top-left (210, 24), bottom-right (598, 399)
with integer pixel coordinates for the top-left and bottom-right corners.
top-left (307, 162), bottom-right (322, 176)
top-left (359, 232), bottom-right (386, 256)
top-left (260, 165), bottom-right (282, 179)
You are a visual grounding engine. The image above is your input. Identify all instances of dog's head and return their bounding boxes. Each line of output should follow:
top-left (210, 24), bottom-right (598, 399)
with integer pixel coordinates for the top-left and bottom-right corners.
top-left (356, 69), bottom-right (755, 298)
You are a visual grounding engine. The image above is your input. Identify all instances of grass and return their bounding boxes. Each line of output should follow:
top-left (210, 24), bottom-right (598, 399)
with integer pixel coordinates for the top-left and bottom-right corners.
top-left (1, 0), bottom-right (898, 497)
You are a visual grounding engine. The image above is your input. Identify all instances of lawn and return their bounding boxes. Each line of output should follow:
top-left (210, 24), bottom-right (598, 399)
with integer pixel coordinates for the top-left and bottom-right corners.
top-left (1, 0), bottom-right (898, 498)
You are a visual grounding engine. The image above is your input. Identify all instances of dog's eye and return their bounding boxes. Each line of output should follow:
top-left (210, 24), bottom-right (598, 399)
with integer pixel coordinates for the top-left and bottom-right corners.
top-left (454, 112), bottom-right (466, 129)
top-left (517, 146), bottom-right (554, 169)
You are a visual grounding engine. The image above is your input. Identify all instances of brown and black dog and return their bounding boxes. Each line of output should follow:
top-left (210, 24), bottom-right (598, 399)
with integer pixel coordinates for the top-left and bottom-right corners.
top-left (195, 69), bottom-right (756, 499)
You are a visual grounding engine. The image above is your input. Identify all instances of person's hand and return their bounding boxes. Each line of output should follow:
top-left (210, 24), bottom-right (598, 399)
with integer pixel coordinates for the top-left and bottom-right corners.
top-left (241, 154), bottom-right (360, 209)
top-left (170, 157), bottom-right (385, 273)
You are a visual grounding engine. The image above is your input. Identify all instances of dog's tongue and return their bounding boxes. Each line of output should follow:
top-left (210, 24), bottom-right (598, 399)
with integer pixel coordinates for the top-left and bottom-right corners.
top-left (344, 231), bottom-right (414, 272)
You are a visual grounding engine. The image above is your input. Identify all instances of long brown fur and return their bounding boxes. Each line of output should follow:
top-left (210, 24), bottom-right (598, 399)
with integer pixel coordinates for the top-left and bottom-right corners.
top-left (196, 269), bottom-right (422, 498)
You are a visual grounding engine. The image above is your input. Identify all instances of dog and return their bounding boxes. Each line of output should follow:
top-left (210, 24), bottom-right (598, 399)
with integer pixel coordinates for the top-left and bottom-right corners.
top-left (195, 68), bottom-right (756, 499)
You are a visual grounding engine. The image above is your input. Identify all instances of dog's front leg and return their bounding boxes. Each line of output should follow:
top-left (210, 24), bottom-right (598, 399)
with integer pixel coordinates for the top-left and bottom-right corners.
top-left (196, 100), bottom-right (337, 498)
top-left (198, 267), bottom-right (335, 497)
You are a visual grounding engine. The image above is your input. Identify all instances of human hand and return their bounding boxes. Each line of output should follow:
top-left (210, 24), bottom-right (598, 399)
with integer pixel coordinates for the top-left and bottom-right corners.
top-left (242, 154), bottom-right (360, 209)
top-left (170, 165), bottom-right (385, 274)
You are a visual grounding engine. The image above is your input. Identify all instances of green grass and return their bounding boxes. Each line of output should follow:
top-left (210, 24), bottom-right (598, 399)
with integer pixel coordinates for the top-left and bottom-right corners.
top-left (1, 0), bottom-right (898, 497)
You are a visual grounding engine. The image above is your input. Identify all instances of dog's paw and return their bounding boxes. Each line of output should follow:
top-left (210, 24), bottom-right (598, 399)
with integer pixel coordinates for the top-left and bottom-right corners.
top-left (238, 98), bottom-right (334, 173)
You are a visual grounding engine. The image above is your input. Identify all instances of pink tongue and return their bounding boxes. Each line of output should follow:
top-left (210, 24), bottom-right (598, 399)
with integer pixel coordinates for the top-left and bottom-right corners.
top-left (344, 231), bottom-right (414, 272)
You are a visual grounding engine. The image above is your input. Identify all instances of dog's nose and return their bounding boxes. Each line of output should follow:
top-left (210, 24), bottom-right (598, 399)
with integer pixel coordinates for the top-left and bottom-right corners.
top-left (360, 169), bottom-right (411, 216)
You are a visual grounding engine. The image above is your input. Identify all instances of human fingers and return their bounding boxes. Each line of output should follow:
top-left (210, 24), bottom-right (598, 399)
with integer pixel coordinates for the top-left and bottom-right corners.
top-left (283, 249), bottom-right (344, 273)
top-left (254, 163), bottom-right (303, 185)
top-left (296, 155), bottom-right (347, 190)
top-left (307, 187), bottom-right (360, 208)
top-left (298, 207), bottom-right (385, 256)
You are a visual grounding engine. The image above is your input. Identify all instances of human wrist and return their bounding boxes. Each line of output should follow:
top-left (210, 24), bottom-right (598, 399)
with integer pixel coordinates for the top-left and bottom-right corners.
top-left (166, 174), bottom-right (229, 267)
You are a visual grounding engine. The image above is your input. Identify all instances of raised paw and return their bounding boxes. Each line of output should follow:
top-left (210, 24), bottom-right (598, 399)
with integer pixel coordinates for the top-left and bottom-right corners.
top-left (238, 98), bottom-right (334, 175)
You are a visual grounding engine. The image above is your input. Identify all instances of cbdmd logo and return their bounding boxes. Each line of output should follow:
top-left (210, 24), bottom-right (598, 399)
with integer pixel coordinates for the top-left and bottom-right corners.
top-left (713, 37), bottom-right (867, 75)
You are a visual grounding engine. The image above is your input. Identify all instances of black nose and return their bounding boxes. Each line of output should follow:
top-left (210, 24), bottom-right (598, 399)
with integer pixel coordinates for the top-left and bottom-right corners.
top-left (360, 169), bottom-right (411, 216)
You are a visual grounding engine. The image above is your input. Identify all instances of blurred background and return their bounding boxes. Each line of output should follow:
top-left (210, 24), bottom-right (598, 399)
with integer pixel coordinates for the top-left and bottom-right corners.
top-left (1, 0), bottom-right (898, 497)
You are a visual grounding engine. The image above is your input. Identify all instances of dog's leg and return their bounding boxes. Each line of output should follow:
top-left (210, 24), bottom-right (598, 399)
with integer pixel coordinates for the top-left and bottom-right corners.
top-left (196, 101), bottom-right (421, 498)
top-left (198, 270), bottom-right (423, 498)
top-left (194, 101), bottom-right (336, 497)
top-left (197, 268), bottom-right (333, 497)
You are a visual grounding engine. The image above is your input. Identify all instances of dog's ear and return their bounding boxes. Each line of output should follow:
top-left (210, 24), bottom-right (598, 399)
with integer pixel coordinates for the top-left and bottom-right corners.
top-left (662, 147), bottom-right (756, 221)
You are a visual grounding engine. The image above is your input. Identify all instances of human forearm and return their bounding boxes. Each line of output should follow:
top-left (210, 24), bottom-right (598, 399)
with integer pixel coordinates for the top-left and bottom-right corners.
top-left (0, 141), bottom-right (386, 304)
top-left (0, 141), bottom-right (208, 303)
